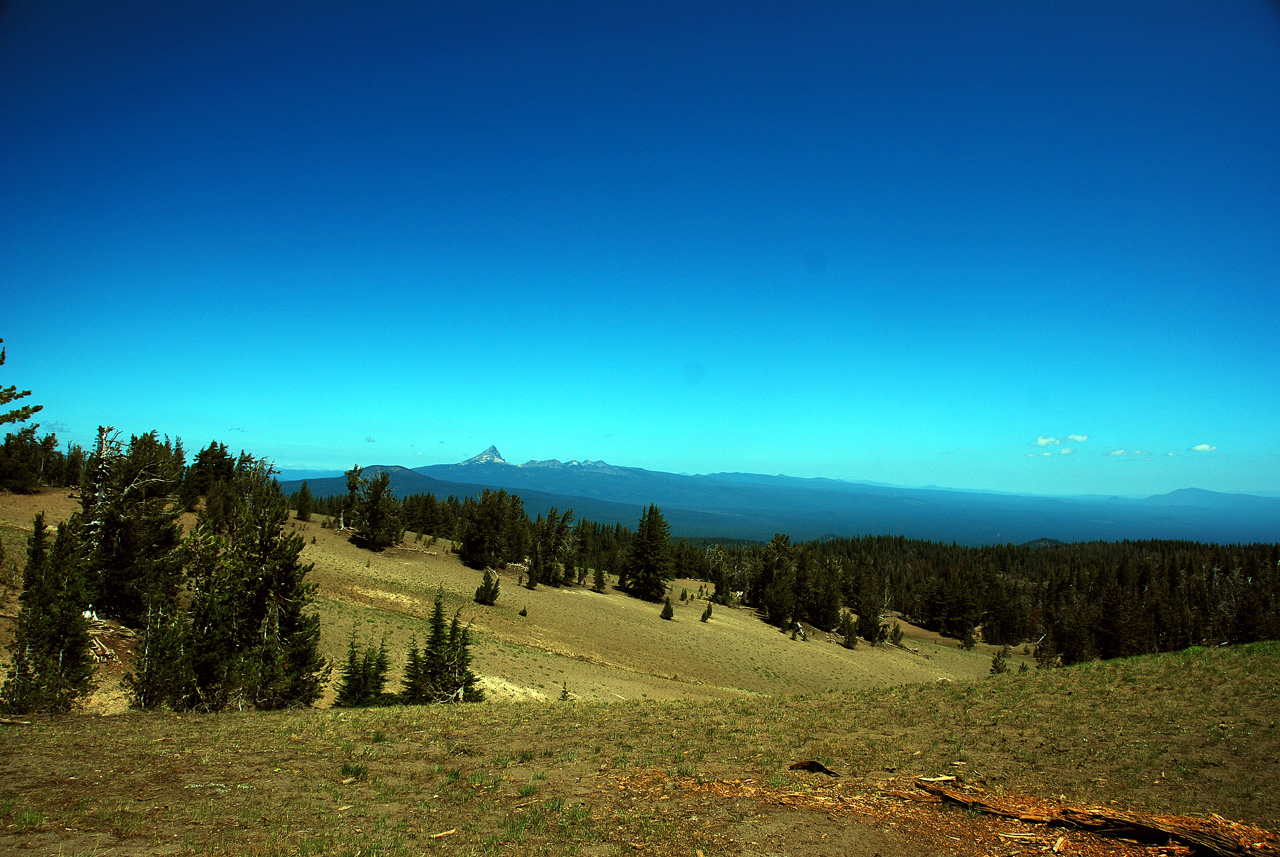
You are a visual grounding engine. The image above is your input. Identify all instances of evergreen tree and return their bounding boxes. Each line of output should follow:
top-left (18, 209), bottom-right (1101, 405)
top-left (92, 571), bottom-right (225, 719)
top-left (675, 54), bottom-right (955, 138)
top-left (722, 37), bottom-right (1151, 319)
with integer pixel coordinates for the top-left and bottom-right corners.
top-left (400, 635), bottom-right (426, 704)
top-left (334, 632), bottom-right (368, 707)
top-left (1, 514), bottom-right (95, 713)
top-left (458, 489), bottom-right (517, 569)
top-left (441, 611), bottom-right (483, 702)
top-left (529, 507), bottom-right (574, 587)
top-left (123, 599), bottom-right (192, 710)
top-left (82, 430), bottom-right (186, 626)
top-left (625, 504), bottom-right (672, 601)
top-left (293, 481), bottom-right (314, 522)
top-left (407, 588), bottom-right (484, 703)
top-left (138, 455), bottom-right (329, 711)
top-left (474, 567), bottom-right (500, 605)
top-left (592, 563), bottom-right (606, 593)
top-left (334, 630), bottom-right (389, 707)
top-left (837, 611), bottom-right (858, 648)
top-left (990, 645), bottom-right (1010, 675)
top-left (660, 596), bottom-right (675, 620)
top-left (424, 586), bottom-right (449, 696)
top-left (342, 465), bottom-right (362, 530)
top-left (700, 601), bottom-right (712, 622)
top-left (216, 457), bottom-right (330, 709)
top-left (352, 471), bottom-right (402, 551)
top-left (0, 339), bottom-right (42, 428)
top-left (757, 534), bottom-right (796, 628)
top-left (0, 426), bottom-right (67, 493)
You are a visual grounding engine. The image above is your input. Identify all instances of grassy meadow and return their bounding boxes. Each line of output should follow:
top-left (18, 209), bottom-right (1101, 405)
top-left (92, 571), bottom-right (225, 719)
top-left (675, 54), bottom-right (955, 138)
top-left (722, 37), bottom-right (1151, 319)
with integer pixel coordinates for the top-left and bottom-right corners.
top-left (1, 488), bottom-right (1278, 856)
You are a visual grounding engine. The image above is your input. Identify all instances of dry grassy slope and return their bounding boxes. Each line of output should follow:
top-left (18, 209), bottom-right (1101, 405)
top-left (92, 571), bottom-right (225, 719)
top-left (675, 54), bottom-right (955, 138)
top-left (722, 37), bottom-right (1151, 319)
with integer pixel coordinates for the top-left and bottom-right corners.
top-left (296, 513), bottom-right (999, 707)
top-left (0, 489), bottom-right (1003, 713)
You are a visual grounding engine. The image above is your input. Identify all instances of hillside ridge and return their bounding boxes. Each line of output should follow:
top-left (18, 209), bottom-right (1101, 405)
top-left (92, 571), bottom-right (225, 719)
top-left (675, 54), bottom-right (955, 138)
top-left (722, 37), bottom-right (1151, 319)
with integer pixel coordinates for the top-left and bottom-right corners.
top-left (279, 446), bottom-right (1280, 546)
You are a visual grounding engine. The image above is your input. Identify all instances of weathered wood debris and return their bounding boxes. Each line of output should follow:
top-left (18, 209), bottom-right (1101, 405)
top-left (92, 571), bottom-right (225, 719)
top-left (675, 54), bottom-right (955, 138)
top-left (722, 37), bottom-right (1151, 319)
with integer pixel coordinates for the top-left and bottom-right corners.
top-left (86, 617), bottom-right (136, 662)
top-left (912, 778), bottom-right (1278, 857)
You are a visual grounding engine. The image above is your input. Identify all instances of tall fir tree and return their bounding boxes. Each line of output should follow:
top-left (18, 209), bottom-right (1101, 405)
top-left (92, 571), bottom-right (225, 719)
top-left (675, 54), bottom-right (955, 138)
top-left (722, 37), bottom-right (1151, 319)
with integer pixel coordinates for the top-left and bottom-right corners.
top-left (400, 635), bottom-right (427, 704)
top-left (624, 504), bottom-right (672, 602)
top-left (82, 430), bottom-right (185, 626)
top-left (128, 454), bottom-right (330, 711)
top-left (1, 514), bottom-right (95, 713)
top-left (352, 470), bottom-right (402, 551)
top-left (293, 481), bottom-right (315, 522)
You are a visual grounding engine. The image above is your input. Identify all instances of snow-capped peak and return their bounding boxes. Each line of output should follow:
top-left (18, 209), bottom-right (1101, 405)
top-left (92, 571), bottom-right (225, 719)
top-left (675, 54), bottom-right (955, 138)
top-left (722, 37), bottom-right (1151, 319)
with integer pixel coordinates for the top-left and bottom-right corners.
top-left (459, 445), bottom-right (510, 466)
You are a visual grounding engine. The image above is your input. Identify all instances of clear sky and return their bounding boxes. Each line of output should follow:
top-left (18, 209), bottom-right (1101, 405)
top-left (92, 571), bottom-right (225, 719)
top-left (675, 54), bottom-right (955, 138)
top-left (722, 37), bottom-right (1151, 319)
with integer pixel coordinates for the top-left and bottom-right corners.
top-left (3, 2), bottom-right (1278, 497)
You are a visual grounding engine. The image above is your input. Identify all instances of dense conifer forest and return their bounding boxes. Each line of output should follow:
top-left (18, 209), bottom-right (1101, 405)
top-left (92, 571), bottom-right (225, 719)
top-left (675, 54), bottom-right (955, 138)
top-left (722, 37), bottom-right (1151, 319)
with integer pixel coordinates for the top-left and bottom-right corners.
top-left (303, 473), bottom-right (1280, 667)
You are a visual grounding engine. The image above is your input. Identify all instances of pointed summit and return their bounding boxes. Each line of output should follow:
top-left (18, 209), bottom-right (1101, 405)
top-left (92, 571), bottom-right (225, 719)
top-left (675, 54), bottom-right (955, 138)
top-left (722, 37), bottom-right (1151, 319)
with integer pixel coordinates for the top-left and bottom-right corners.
top-left (460, 445), bottom-right (509, 466)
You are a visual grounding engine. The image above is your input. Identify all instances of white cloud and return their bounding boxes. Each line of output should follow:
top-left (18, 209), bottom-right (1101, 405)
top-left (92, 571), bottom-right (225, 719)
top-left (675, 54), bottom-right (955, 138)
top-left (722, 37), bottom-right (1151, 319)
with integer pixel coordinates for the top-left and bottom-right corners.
top-left (1036, 436), bottom-right (1061, 447)
top-left (1133, 449), bottom-right (1152, 457)
top-left (1026, 452), bottom-right (1054, 458)
top-left (1167, 452), bottom-right (1177, 457)
top-left (1067, 434), bottom-right (1088, 443)
top-left (1192, 443), bottom-right (1217, 452)
top-left (1109, 449), bottom-right (1128, 457)
top-left (1060, 447), bottom-right (1074, 456)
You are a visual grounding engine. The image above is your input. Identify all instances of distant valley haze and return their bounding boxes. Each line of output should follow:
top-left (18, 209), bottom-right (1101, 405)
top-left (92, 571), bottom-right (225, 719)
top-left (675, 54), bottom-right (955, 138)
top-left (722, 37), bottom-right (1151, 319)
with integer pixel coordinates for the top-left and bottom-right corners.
top-left (278, 446), bottom-right (1280, 547)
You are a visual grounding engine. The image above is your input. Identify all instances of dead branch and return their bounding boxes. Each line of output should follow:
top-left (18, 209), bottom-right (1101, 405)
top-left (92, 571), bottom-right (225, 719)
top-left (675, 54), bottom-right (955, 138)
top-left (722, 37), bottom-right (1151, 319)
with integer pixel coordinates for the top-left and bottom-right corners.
top-left (914, 779), bottom-right (1279, 857)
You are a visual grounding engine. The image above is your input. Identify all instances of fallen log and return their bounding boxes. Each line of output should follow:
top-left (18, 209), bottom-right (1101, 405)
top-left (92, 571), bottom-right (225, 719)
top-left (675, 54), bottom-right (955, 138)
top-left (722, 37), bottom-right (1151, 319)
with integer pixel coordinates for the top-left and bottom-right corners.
top-left (914, 779), bottom-right (1278, 857)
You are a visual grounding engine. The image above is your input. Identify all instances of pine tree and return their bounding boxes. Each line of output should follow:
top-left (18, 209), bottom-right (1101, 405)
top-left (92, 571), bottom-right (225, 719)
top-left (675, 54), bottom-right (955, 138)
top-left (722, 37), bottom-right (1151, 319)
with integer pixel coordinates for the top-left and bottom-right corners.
top-left (220, 457), bottom-right (330, 709)
top-left (626, 504), bottom-right (672, 602)
top-left (334, 632), bottom-right (367, 707)
top-left (334, 630), bottom-right (390, 707)
top-left (458, 489), bottom-right (517, 569)
top-left (1, 514), bottom-right (95, 713)
top-left (83, 431), bottom-right (185, 626)
top-left (837, 611), bottom-right (858, 649)
top-left (474, 567), bottom-right (500, 605)
top-left (758, 534), bottom-right (797, 628)
top-left (0, 338), bottom-right (42, 428)
top-left (441, 611), bottom-right (483, 702)
top-left (123, 600), bottom-right (192, 710)
top-left (424, 586), bottom-right (449, 697)
top-left (660, 596), bottom-right (675, 620)
top-left (412, 588), bottom-right (483, 703)
top-left (154, 455), bottom-right (329, 711)
top-left (400, 636), bottom-right (427, 704)
top-left (700, 602), bottom-right (712, 622)
top-left (352, 471), bottom-right (402, 551)
top-left (990, 645), bottom-right (1010, 675)
top-left (294, 481), bottom-right (314, 522)
top-left (592, 563), bottom-right (606, 593)
top-left (341, 465), bottom-right (362, 530)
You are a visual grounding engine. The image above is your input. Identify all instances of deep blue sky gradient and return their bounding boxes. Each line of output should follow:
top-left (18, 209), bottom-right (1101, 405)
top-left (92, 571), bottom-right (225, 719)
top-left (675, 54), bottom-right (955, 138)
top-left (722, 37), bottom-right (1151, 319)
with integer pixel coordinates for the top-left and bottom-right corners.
top-left (3, 2), bottom-right (1278, 495)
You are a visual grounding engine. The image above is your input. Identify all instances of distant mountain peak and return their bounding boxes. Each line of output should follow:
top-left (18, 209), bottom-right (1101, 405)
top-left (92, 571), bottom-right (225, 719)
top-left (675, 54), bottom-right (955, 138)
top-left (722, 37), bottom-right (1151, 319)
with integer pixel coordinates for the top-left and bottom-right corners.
top-left (520, 458), bottom-right (616, 470)
top-left (460, 445), bottom-right (509, 466)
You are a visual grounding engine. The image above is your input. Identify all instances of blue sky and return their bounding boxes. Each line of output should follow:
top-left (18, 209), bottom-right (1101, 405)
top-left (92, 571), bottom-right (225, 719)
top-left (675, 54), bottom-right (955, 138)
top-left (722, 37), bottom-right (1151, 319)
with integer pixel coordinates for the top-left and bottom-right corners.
top-left (3, 1), bottom-right (1278, 496)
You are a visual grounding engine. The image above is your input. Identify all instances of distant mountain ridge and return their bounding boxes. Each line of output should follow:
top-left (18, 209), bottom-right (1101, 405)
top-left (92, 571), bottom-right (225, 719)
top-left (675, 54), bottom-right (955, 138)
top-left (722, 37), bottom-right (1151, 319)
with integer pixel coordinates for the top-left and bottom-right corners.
top-left (277, 446), bottom-right (1280, 546)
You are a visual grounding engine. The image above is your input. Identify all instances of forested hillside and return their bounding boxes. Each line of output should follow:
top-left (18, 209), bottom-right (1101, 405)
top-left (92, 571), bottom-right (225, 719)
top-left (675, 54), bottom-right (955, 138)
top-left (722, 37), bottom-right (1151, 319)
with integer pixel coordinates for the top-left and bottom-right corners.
top-left (298, 471), bottom-right (1280, 667)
